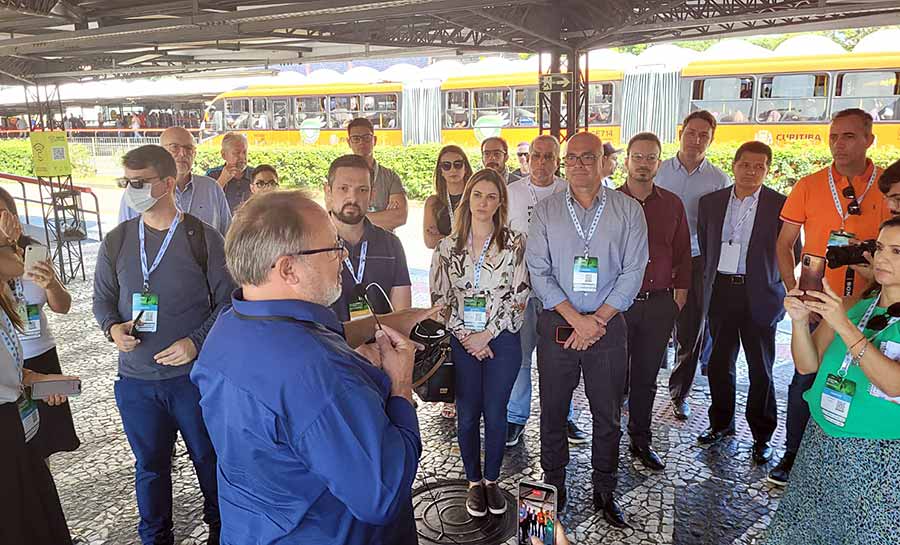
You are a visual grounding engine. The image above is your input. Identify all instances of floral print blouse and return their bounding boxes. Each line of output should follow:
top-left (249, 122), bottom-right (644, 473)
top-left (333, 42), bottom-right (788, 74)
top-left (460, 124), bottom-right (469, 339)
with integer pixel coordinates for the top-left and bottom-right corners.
top-left (430, 229), bottom-right (530, 339)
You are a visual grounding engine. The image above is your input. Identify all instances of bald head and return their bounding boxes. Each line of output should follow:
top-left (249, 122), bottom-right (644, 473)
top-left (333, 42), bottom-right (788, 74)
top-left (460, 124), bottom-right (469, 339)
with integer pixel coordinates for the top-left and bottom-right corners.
top-left (566, 132), bottom-right (603, 155)
top-left (160, 126), bottom-right (197, 181)
top-left (564, 132), bottom-right (605, 191)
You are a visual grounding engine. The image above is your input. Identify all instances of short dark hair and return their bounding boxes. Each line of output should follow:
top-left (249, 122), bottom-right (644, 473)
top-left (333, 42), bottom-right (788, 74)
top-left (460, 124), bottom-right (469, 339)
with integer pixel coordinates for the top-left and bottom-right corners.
top-left (326, 154), bottom-right (372, 188)
top-left (480, 136), bottom-right (508, 154)
top-left (627, 132), bottom-right (661, 154)
top-left (682, 110), bottom-right (717, 135)
top-left (347, 117), bottom-right (374, 134)
top-left (832, 108), bottom-right (874, 134)
top-left (733, 141), bottom-right (773, 166)
top-left (878, 159), bottom-right (900, 194)
top-left (880, 214), bottom-right (900, 232)
top-left (251, 164), bottom-right (278, 181)
top-left (122, 145), bottom-right (176, 180)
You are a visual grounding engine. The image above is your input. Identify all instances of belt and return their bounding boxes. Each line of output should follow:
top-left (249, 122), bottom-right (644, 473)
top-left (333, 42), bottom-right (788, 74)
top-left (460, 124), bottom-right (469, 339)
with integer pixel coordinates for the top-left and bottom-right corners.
top-left (633, 288), bottom-right (673, 301)
top-left (716, 273), bottom-right (746, 286)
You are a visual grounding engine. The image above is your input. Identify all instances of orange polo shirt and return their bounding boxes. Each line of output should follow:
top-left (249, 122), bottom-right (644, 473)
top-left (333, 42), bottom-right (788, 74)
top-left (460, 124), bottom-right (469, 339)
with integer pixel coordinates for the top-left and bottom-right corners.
top-left (780, 160), bottom-right (888, 296)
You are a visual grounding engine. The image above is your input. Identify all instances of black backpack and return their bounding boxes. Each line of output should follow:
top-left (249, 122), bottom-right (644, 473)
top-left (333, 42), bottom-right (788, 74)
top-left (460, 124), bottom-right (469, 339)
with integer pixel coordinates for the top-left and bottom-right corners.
top-left (105, 214), bottom-right (211, 307)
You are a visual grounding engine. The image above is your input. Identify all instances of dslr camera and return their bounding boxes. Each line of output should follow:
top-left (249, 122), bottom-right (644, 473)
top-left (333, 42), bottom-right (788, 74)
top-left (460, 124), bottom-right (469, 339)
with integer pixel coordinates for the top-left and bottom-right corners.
top-left (825, 239), bottom-right (877, 269)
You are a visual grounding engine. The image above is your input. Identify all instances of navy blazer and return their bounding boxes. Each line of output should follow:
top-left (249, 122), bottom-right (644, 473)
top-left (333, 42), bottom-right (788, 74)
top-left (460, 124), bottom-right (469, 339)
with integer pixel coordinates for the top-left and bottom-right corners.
top-left (698, 185), bottom-right (800, 327)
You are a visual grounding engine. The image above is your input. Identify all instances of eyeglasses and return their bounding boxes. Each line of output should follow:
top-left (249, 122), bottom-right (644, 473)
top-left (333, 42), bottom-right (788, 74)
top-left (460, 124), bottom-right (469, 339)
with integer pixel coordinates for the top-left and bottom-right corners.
top-left (628, 153), bottom-right (659, 162)
top-left (272, 241), bottom-right (347, 268)
top-left (842, 184), bottom-right (862, 216)
top-left (865, 302), bottom-right (900, 331)
top-left (440, 160), bottom-right (466, 171)
top-left (530, 152), bottom-right (557, 163)
top-left (517, 152), bottom-right (529, 158)
top-left (563, 153), bottom-right (598, 166)
top-left (117, 176), bottom-right (161, 189)
top-left (483, 150), bottom-right (506, 159)
top-left (253, 180), bottom-right (279, 188)
top-left (349, 134), bottom-right (374, 144)
top-left (163, 143), bottom-right (195, 155)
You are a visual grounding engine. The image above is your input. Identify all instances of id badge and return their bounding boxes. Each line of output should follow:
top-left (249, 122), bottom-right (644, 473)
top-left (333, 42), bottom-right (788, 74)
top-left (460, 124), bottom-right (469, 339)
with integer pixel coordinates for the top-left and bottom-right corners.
top-left (132, 293), bottom-right (159, 333)
top-left (821, 373), bottom-right (855, 427)
top-left (573, 256), bottom-right (599, 292)
top-left (17, 302), bottom-right (41, 340)
top-left (17, 393), bottom-right (39, 443)
top-left (463, 295), bottom-right (487, 332)
top-left (827, 230), bottom-right (855, 248)
top-left (717, 242), bottom-right (741, 274)
top-left (348, 295), bottom-right (370, 321)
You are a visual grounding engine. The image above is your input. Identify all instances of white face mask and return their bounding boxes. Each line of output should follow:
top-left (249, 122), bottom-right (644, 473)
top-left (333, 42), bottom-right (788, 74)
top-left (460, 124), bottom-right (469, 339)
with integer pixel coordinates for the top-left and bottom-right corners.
top-left (124, 183), bottom-right (160, 214)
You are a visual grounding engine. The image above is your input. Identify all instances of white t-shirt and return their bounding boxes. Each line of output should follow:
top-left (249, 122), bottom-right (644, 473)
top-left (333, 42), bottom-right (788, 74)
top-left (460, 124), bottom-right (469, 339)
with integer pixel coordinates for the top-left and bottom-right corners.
top-left (0, 308), bottom-right (23, 403)
top-left (507, 175), bottom-right (568, 235)
top-left (12, 277), bottom-right (55, 359)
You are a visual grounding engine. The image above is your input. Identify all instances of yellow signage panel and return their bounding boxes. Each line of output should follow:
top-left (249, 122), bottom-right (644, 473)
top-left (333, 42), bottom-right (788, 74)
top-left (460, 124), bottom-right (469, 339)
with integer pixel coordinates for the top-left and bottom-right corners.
top-left (29, 131), bottom-right (72, 177)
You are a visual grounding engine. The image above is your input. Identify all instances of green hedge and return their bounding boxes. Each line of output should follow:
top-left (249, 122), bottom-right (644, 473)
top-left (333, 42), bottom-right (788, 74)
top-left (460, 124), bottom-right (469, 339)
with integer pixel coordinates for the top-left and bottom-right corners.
top-left (0, 138), bottom-right (95, 179)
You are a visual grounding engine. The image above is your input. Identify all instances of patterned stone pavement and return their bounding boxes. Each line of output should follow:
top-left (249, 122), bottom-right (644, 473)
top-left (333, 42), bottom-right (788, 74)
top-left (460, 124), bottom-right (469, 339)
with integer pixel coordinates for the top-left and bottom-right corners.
top-left (48, 242), bottom-right (794, 545)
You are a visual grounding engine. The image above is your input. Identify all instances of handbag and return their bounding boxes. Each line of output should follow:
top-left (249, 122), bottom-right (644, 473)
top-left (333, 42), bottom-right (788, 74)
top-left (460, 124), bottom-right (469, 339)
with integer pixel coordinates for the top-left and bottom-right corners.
top-left (409, 319), bottom-right (455, 403)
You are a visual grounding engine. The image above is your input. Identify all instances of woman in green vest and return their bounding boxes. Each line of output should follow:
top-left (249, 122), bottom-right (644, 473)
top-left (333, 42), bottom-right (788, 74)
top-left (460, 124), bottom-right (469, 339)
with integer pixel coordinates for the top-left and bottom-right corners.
top-left (762, 216), bottom-right (900, 545)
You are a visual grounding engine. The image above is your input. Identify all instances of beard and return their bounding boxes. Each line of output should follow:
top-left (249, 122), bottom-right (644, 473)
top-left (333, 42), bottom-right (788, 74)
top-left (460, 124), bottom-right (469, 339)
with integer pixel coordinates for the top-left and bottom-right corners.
top-left (332, 204), bottom-right (365, 225)
top-left (321, 278), bottom-right (343, 307)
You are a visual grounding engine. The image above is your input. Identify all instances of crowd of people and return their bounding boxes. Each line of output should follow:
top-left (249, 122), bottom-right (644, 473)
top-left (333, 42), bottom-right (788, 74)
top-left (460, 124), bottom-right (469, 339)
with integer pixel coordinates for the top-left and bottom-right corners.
top-left (1, 107), bottom-right (899, 545)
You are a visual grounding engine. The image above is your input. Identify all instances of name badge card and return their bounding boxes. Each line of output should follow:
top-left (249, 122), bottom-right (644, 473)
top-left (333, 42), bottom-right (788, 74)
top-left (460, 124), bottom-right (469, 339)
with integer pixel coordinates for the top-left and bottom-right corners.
top-left (827, 230), bottom-right (855, 248)
top-left (573, 256), bottom-right (598, 292)
top-left (17, 393), bottom-right (39, 442)
top-left (348, 295), bottom-right (370, 321)
top-left (717, 242), bottom-right (741, 274)
top-left (132, 293), bottom-right (159, 333)
top-left (821, 373), bottom-right (855, 427)
top-left (17, 302), bottom-right (41, 340)
top-left (463, 295), bottom-right (487, 332)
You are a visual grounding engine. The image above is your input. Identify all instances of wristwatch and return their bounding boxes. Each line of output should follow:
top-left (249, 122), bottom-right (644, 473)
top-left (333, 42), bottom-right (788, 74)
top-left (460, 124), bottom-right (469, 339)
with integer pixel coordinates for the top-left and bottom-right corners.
top-left (104, 325), bottom-right (115, 342)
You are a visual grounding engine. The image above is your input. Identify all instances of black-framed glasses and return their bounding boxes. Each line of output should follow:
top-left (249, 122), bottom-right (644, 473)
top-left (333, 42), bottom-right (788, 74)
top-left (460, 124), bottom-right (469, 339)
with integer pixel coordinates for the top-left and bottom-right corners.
top-left (563, 153), bottom-right (598, 166)
top-left (440, 160), bottom-right (465, 171)
top-left (117, 176), bottom-right (161, 189)
top-left (253, 180), bottom-right (279, 188)
top-left (842, 184), bottom-right (861, 215)
top-left (865, 302), bottom-right (900, 331)
top-left (272, 242), bottom-right (346, 268)
top-left (349, 134), bottom-right (374, 144)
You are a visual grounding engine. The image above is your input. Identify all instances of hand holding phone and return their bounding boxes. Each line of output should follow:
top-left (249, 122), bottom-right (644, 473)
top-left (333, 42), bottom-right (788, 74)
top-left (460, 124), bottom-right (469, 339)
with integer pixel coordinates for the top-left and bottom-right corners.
top-left (30, 378), bottom-right (82, 400)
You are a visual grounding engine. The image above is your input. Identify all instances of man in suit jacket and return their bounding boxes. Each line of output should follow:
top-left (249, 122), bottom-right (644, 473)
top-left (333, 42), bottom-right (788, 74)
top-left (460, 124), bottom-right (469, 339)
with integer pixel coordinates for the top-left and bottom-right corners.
top-left (696, 141), bottom-right (799, 464)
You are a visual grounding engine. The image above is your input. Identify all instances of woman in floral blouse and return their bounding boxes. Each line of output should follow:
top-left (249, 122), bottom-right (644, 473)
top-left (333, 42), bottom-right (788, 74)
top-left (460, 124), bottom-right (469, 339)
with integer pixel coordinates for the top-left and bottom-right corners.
top-left (430, 168), bottom-right (530, 519)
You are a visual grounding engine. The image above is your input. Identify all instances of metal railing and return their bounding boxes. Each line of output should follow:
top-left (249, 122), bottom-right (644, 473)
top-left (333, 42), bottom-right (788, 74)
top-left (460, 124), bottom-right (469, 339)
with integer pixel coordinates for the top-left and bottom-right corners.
top-left (0, 172), bottom-right (104, 242)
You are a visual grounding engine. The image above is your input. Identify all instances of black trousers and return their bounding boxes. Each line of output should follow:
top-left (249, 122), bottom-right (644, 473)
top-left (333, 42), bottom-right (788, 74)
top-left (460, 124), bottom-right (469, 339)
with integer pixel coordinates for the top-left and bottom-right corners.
top-left (706, 276), bottom-right (778, 444)
top-left (624, 292), bottom-right (679, 448)
top-left (668, 256), bottom-right (707, 401)
top-left (537, 310), bottom-right (627, 494)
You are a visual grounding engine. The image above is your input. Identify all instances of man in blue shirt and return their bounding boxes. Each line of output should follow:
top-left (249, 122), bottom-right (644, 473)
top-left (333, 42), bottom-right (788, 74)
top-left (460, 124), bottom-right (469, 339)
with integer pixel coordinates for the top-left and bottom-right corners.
top-left (191, 190), bottom-right (423, 545)
top-left (94, 145), bottom-right (235, 545)
top-left (119, 127), bottom-right (232, 236)
top-left (206, 132), bottom-right (253, 213)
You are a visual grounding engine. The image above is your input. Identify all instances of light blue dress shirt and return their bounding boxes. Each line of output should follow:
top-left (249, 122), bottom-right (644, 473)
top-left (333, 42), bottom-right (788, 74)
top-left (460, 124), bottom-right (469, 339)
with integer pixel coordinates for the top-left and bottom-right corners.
top-left (656, 156), bottom-right (732, 257)
top-left (526, 187), bottom-right (649, 313)
top-left (118, 174), bottom-right (232, 236)
top-left (719, 187), bottom-right (761, 275)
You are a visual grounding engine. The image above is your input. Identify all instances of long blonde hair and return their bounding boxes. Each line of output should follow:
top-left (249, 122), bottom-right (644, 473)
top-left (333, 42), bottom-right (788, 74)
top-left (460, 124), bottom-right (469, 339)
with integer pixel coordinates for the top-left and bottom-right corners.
top-left (452, 168), bottom-right (510, 254)
top-left (434, 145), bottom-right (473, 212)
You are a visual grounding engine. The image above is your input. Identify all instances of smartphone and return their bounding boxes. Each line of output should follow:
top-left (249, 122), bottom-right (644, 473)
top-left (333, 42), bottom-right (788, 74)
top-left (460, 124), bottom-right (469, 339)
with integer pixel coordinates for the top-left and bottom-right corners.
top-left (555, 326), bottom-right (574, 344)
top-left (24, 244), bottom-right (49, 272)
top-left (30, 378), bottom-right (82, 400)
top-left (518, 480), bottom-right (558, 545)
top-left (798, 253), bottom-right (825, 302)
top-left (129, 310), bottom-right (145, 340)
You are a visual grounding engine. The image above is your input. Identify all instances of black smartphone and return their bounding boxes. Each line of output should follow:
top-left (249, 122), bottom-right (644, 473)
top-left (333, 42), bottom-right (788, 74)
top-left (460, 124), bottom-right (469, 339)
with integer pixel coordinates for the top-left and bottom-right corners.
top-left (555, 326), bottom-right (574, 344)
top-left (518, 480), bottom-right (558, 545)
top-left (130, 310), bottom-right (145, 339)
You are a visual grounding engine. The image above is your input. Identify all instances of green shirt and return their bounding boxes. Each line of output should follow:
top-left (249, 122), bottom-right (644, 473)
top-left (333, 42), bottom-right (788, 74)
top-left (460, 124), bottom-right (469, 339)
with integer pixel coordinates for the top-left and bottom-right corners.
top-left (805, 296), bottom-right (900, 440)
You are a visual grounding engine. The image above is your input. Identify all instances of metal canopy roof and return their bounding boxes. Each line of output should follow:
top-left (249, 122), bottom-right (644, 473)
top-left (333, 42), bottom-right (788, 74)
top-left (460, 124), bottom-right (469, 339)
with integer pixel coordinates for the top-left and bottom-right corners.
top-left (2, 0), bottom-right (900, 85)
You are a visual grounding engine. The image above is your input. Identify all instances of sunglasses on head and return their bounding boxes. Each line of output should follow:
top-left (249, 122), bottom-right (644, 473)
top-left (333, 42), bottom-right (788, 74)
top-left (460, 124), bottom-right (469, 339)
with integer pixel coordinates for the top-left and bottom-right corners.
top-left (842, 184), bottom-right (862, 216)
top-left (865, 302), bottom-right (900, 331)
top-left (440, 160), bottom-right (465, 171)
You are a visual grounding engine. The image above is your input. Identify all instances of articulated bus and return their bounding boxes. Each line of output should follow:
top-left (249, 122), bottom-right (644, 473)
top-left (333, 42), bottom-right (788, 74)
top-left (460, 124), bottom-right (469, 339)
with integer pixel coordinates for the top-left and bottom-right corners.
top-left (206, 50), bottom-right (900, 148)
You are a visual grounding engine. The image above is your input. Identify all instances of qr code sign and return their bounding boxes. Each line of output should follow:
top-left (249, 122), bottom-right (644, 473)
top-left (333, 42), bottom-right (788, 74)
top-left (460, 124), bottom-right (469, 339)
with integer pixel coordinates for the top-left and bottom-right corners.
top-left (51, 147), bottom-right (66, 161)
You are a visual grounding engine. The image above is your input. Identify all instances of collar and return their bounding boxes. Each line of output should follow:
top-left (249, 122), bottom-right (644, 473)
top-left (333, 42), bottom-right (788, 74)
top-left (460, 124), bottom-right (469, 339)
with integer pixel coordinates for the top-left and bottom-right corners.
top-left (230, 289), bottom-right (343, 335)
top-left (829, 159), bottom-right (876, 185)
top-left (567, 186), bottom-right (604, 211)
top-left (340, 218), bottom-right (376, 248)
top-left (619, 181), bottom-right (660, 202)
top-left (732, 185), bottom-right (762, 203)
top-left (674, 154), bottom-right (707, 176)
top-left (524, 175), bottom-right (564, 189)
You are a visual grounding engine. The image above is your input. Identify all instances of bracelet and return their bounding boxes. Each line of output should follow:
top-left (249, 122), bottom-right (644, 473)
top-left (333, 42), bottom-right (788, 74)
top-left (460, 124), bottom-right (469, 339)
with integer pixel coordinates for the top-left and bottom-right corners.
top-left (852, 341), bottom-right (868, 364)
top-left (848, 336), bottom-right (866, 352)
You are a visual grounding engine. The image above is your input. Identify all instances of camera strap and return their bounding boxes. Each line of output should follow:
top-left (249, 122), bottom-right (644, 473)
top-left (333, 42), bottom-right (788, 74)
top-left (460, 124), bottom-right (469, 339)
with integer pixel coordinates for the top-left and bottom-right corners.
top-left (843, 268), bottom-right (855, 297)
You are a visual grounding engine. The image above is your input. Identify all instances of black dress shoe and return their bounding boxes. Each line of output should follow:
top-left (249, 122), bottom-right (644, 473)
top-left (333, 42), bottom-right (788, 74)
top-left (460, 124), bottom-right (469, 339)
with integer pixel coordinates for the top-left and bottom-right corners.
top-left (466, 483), bottom-right (487, 518)
top-left (630, 444), bottom-right (666, 471)
top-left (593, 492), bottom-right (629, 529)
top-left (672, 399), bottom-right (691, 420)
top-left (767, 451), bottom-right (796, 487)
top-left (697, 426), bottom-right (736, 445)
top-left (752, 442), bottom-right (773, 464)
top-left (566, 419), bottom-right (589, 444)
top-left (506, 422), bottom-right (525, 447)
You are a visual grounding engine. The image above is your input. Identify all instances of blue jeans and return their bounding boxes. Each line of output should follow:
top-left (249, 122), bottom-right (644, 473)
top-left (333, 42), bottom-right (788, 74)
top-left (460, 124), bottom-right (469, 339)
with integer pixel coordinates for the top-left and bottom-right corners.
top-left (452, 331), bottom-right (521, 482)
top-left (507, 298), bottom-right (575, 426)
top-left (114, 374), bottom-right (219, 545)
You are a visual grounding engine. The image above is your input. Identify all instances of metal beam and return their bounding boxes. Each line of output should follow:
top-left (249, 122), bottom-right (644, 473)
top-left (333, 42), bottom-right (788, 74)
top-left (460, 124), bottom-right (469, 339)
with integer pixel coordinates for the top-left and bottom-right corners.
top-left (470, 8), bottom-right (568, 50)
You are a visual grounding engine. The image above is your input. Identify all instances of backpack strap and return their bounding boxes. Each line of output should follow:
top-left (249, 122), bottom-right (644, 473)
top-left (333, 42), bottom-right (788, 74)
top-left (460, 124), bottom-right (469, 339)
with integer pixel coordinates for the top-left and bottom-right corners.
top-left (104, 218), bottom-right (135, 297)
top-left (182, 213), bottom-right (212, 308)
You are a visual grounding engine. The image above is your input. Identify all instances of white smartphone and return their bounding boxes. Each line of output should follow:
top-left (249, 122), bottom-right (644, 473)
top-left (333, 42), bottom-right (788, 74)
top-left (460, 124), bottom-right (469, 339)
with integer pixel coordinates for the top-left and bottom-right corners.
top-left (30, 378), bottom-right (82, 399)
top-left (24, 244), bottom-right (49, 272)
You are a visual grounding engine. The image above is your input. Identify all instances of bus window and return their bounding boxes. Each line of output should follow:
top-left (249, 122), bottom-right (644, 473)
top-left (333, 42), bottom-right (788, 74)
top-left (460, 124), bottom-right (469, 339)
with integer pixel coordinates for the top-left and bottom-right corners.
top-left (834, 71), bottom-right (900, 121)
top-left (295, 96), bottom-right (326, 127)
top-left (445, 90), bottom-right (470, 128)
top-left (690, 77), bottom-right (753, 123)
top-left (362, 94), bottom-right (398, 128)
top-left (251, 98), bottom-right (269, 129)
top-left (225, 98), bottom-right (251, 130)
top-left (514, 88), bottom-right (537, 127)
top-left (757, 74), bottom-right (828, 123)
top-left (271, 99), bottom-right (290, 129)
top-left (473, 89), bottom-right (511, 127)
top-left (329, 95), bottom-right (360, 129)
top-left (588, 82), bottom-right (614, 125)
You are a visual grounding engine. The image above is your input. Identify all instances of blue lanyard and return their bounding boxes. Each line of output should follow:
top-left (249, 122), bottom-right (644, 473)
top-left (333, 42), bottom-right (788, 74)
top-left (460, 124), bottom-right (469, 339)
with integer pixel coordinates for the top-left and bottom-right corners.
top-left (827, 166), bottom-right (876, 230)
top-left (565, 187), bottom-right (607, 257)
top-left (343, 240), bottom-right (368, 285)
top-left (727, 190), bottom-right (758, 244)
top-left (840, 297), bottom-right (900, 376)
top-left (139, 214), bottom-right (181, 292)
top-left (470, 232), bottom-right (493, 289)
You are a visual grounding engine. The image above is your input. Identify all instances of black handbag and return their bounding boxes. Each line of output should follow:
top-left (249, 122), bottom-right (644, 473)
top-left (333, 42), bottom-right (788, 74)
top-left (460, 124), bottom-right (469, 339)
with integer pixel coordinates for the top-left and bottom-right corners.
top-left (409, 319), bottom-right (455, 403)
